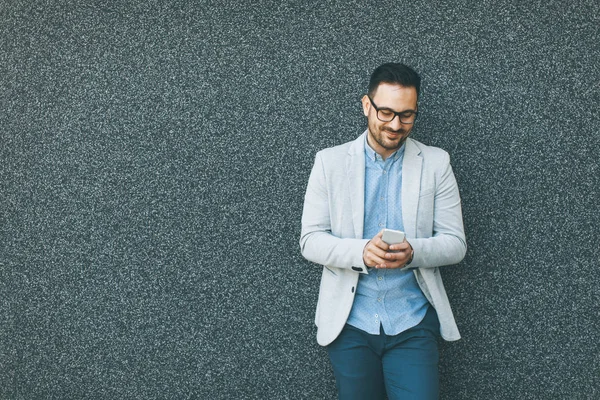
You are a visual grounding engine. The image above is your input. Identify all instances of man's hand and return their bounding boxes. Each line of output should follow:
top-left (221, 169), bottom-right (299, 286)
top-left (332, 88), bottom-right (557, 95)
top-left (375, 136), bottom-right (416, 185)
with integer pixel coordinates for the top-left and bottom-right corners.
top-left (363, 230), bottom-right (413, 269)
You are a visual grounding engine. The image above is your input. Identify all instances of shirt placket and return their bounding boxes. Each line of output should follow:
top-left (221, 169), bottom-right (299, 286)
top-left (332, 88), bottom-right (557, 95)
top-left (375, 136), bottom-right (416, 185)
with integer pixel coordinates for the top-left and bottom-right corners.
top-left (375, 157), bottom-right (392, 330)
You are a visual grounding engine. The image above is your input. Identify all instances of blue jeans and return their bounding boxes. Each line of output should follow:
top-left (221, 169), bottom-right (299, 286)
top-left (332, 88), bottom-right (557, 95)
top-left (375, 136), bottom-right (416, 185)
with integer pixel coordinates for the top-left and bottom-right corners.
top-left (327, 306), bottom-right (440, 400)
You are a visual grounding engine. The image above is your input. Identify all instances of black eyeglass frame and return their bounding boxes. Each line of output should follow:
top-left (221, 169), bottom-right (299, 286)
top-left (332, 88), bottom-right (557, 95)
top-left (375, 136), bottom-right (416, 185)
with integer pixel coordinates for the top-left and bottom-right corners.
top-left (368, 96), bottom-right (419, 124)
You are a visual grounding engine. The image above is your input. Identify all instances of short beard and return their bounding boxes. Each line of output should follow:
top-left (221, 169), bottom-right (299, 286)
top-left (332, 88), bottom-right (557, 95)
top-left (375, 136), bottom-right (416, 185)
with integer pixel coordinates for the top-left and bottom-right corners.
top-left (370, 127), bottom-right (410, 151)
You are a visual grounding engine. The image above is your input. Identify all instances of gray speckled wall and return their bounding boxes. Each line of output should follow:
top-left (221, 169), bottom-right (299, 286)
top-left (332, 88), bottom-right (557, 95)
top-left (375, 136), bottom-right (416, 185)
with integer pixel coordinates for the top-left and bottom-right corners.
top-left (1, 0), bottom-right (598, 398)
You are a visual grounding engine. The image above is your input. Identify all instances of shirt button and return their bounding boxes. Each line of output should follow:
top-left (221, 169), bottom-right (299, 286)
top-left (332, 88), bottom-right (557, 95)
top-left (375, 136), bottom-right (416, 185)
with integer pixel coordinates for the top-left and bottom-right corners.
top-left (377, 298), bottom-right (382, 302)
top-left (382, 170), bottom-right (387, 174)
top-left (380, 197), bottom-right (385, 201)
top-left (378, 223), bottom-right (383, 227)
top-left (378, 276), bottom-right (383, 281)
top-left (375, 314), bottom-right (379, 318)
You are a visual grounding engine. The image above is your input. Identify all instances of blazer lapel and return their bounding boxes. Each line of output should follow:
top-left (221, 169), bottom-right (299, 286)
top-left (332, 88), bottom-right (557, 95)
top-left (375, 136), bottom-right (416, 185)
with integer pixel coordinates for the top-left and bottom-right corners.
top-left (346, 132), bottom-right (367, 239)
top-left (402, 138), bottom-right (423, 239)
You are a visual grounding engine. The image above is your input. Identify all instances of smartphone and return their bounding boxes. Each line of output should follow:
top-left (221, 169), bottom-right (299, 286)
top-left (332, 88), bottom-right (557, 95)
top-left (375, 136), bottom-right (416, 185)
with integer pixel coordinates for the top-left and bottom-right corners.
top-left (381, 228), bottom-right (405, 245)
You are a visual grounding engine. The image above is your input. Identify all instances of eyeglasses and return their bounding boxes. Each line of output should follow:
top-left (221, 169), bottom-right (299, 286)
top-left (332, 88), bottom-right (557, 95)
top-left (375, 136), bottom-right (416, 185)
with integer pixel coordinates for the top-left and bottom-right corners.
top-left (368, 96), bottom-right (418, 124)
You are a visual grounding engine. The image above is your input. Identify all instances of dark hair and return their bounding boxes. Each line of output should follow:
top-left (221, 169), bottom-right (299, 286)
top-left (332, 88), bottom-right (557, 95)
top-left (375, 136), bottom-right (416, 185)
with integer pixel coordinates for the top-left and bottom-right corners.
top-left (368, 63), bottom-right (421, 98)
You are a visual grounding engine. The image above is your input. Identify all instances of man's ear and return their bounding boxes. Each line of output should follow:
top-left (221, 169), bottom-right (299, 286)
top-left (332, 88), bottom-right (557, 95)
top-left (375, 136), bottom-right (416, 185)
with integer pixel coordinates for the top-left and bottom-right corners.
top-left (361, 95), bottom-right (370, 117)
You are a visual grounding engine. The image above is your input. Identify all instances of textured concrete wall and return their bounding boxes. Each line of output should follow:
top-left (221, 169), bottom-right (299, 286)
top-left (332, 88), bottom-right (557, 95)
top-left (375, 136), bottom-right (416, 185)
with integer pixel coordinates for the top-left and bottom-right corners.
top-left (1, 0), bottom-right (598, 398)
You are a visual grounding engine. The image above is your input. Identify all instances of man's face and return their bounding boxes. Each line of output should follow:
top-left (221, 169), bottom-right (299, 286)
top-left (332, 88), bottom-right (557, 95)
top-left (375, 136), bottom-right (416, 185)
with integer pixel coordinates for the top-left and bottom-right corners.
top-left (361, 83), bottom-right (418, 157)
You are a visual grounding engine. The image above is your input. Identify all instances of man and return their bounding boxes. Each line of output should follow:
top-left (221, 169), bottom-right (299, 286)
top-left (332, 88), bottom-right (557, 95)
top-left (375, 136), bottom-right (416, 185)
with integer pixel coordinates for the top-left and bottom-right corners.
top-left (299, 63), bottom-right (466, 399)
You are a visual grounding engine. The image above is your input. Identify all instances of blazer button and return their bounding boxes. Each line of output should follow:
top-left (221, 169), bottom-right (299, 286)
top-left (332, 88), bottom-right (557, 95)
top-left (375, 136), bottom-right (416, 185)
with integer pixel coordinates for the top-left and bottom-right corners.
top-left (351, 287), bottom-right (355, 293)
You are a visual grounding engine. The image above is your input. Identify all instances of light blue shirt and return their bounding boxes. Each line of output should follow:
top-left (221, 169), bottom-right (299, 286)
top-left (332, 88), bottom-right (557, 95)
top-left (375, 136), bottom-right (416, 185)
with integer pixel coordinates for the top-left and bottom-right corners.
top-left (346, 136), bottom-right (429, 335)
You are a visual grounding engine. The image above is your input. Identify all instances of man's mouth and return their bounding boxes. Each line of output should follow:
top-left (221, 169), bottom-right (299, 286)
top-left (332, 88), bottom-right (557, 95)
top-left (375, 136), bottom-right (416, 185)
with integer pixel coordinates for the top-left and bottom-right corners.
top-left (384, 130), bottom-right (404, 138)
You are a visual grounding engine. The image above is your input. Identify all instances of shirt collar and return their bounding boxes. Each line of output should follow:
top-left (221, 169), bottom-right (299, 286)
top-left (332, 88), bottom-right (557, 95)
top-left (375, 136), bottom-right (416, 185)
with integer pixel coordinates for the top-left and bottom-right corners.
top-left (364, 133), bottom-right (405, 162)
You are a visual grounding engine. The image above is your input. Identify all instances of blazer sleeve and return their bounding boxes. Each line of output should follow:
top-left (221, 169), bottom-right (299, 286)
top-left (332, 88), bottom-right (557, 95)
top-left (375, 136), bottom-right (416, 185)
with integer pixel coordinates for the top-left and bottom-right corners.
top-left (299, 152), bottom-right (370, 273)
top-left (406, 152), bottom-right (467, 269)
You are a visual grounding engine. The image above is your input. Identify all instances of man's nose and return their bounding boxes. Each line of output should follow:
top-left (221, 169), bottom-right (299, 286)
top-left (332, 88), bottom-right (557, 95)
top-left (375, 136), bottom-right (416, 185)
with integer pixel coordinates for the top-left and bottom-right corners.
top-left (388, 115), bottom-right (403, 130)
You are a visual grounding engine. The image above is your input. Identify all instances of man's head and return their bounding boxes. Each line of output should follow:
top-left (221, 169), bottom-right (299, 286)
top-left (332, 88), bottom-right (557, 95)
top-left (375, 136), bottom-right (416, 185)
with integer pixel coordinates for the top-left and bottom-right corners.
top-left (367, 63), bottom-right (421, 98)
top-left (362, 63), bottom-right (421, 159)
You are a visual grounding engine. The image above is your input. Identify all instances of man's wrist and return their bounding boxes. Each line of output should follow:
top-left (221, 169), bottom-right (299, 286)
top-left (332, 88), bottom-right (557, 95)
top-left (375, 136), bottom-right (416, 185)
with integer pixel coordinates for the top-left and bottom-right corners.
top-left (362, 240), bottom-right (371, 267)
top-left (405, 249), bottom-right (414, 266)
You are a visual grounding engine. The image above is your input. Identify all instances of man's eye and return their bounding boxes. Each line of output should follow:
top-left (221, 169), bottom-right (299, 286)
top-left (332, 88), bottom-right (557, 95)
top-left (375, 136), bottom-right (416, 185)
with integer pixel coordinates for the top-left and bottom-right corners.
top-left (380, 110), bottom-right (395, 118)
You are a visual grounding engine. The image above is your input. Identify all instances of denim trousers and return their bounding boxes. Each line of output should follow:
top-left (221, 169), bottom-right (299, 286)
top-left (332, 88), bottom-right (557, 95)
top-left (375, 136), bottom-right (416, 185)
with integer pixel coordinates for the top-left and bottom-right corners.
top-left (327, 306), bottom-right (440, 400)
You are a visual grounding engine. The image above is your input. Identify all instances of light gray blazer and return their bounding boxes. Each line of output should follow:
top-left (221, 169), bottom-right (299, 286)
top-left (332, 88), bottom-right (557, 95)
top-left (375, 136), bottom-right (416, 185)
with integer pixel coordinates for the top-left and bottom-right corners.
top-left (300, 131), bottom-right (467, 346)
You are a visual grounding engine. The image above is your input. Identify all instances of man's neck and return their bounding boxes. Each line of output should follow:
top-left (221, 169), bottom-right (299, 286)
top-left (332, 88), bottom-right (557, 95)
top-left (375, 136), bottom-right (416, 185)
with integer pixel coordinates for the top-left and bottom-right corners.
top-left (366, 133), bottom-right (396, 161)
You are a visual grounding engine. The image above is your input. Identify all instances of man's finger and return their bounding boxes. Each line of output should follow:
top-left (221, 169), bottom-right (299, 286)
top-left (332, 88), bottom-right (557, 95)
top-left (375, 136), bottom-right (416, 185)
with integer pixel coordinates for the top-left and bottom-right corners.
top-left (384, 249), bottom-right (411, 261)
top-left (372, 236), bottom-right (390, 251)
top-left (376, 260), bottom-right (403, 269)
top-left (367, 243), bottom-right (388, 259)
top-left (376, 258), bottom-right (407, 269)
top-left (367, 254), bottom-right (387, 267)
top-left (389, 241), bottom-right (411, 251)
